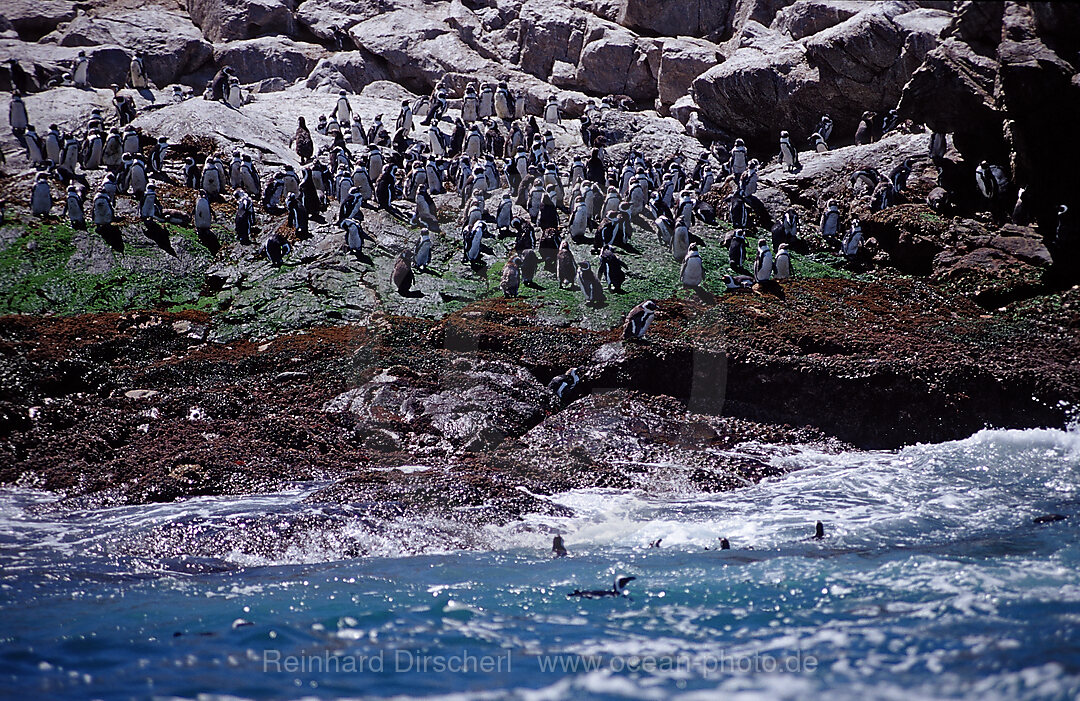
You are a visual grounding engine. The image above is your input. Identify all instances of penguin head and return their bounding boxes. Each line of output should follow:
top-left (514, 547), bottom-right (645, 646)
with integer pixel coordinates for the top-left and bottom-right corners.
top-left (780, 130), bottom-right (789, 138)
top-left (578, 260), bottom-right (589, 270)
top-left (642, 300), bottom-right (657, 313)
top-left (614, 576), bottom-right (635, 594)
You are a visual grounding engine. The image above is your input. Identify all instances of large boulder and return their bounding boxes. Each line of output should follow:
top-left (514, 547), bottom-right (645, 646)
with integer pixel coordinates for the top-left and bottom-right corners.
top-left (2, 0), bottom-right (76, 41)
top-left (770, 0), bottom-right (863, 39)
top-left (40, 9), bottom-right (213, 88)
top-left (186, 0), bottom-right (296, 43)
top-left (616, 0), bottom-right (732, 39)
top-left (214, 37), bottom-right (326, 85)
top-left (304, 51), bottom-right (389, 93)
top-left (576, 22), bottom-right (659, 104)
top-left (0, 39), bottom-right (127, 91)
top-left (694, 5), bottom-right (950, 145)
top-left (295, 0), bottom-right (384, 45)
top-left (323, 360), bottom-right (554, 454)
top-left (657, 37), bottom-right (721, 111)
top-left (517, 1), bottom-right (587, 80)
top-left (597, 109), bottom-right (710, 166)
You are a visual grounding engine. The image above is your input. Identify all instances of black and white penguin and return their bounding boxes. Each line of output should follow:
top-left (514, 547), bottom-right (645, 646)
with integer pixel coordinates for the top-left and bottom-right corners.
top-left (463, 220), bottom-right (485, 264)
top-left (820, 199), bottom-right (840, 240)
top-left (811, 521), bottom-right (825, 540)
top-left (779, 130), bottom-right (799, 172)
top-left (140, 183), bottom-right (162, 221)
top-left (816, 114), bottom-right (833, 143)
top-left (855, 111), bottom-right (876, 145)
top-left (544, 95), bottom-right (561, 124)
top-left (729, 138), bottom-right (748, 178)
top-left (286, 193), bottom-right (309, 237)
top-left (841, 218), bottom-right (863, 259)
top-left (556, 240), bottom-right (576, 289)
top-left (598, 245), bottom-right (625, 292)
top-left (518, 248), bottom-right (539, 285)
top-left (722, 274), bottom-right (754, 290)
top-left (754, 239), bottom-right (773, 282)
top-left (975, 160), bottom-right (1009, 204)
top-left (30, 173), bottom-right (52, 217)
top-left (547, 368), bottom-right (581, 403)
top-left (391, 250), bottom-right (414, 294)
top-left (672, 220), bottom-right (690, 263)
top-left (728, 228), bottom-right (748, 271)
top-left (234, 190), bottom-right (255, 244)
top-left (552, 535), bottom-right (568, 557)
top-left (396, 99), bottom-right (414, 134)
top-left (335, 90), bottom-right (352, 127)
top-left (622, 300), bottom-right (657, 340)
top-left (8, 91), bottom-right (28, 135)
top-left (129, 54), bottom-right (148, 90)
top-left (264, 232), bottom-right (290, 266)
top-left (193, 190), bottom-right (213, 233)
top-left (568, 575), bottom-right (635, 599)
top-left (65, 184), bottom-right (85, 228)
top-left (413, 228), bottom-right (432, 270)
top-left (92, 190), bottom-right (113, 226)
top-left (577, 260), bottom-right (605, 305)
top-left (501, 254), bottom-right (521, 297)
top-left (774, 243), bottom-right (793, 279)
top-left (810, 132), bottom-right (828, 153)
top-left (680, 243), bottom-right (704, 288)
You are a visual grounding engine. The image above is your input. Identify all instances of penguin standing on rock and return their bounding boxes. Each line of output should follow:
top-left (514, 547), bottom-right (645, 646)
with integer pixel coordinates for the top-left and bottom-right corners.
top-left (292, 117), bottom-right (313, 164)
top-left (779, 130), bottom-right (799, 172)
top-left (622, 300), bottom-right (657, 340)
top-left (414, 228), bottom-right (432, 271)
top-left (548, 368), bottom-right (581, 403)
top-left (30, 173), bottom-right (53, 217)
top-left (391, 250), bottom-right (415, 295)
top-left (820, 199), bottom-right (840, 242)
top-left (66, 184), bottom-right (85, 228)
top-left (855, 111), bottom-right (876, 145)
top-left (264, 232), bottom-right (291, 266)
top-left (234, 190), bottom-right (255, 244)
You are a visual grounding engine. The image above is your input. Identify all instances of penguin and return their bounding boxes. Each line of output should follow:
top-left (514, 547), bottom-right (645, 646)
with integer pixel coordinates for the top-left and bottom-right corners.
top-left (496, 192), bottom-right (514, 234)
top-left (478, 83), bottom-right (494, 119)
top-left (413, 228), bottom-right (432, 270)
top-left (519, 248), bottom-right (539, 285)
top-left (622, 300), bottom-right (657, 340)
top-left (73, 50), bottom-right (89, 87)
top-left (855, 111), bottom-right (875, 145)
top-left (551, 535), bottom-right (568, 558)
top-left (293, 117), bottom-right (313, 164)
top-left (841, 219), bottom-right (863, 259)
top-left (811, 521), bottom-right (825, 540)
top-left (556, 240), bottom-right (576, 289)
top-left (501, 254), bottom-right (521, 297)
top-left (391, 250), bottom-right (414, 294)
top-left (577, 260), bottom-right (605, 305)
top-left (728, 138), bottom-right (748, 178)
top-left (547, 368), bottom-right (580, 403)
top-left (722, 274), bottom-right (754, 290)
top-left (234, 190), bottom-right (255, 244)
top-left (335, 90), bottom-right (351, 127)
top-left (210, 66), bottom-right (234, 102)
top-left (264, 232), bottom-right (290, 266)
top-left (544, 95), bottom-right (560, 124)
top-left (225, 77), bottom-right (243, 108)
top-left (889, 158), bottom-right (914, 192)
top-left (8, 91), bottom-right (28, 135)
top-left (60, 136), bottom-right (79, 174)
top-left (975, 161), bottom-right (1009, 204)
top-left (810, 132), bottom-right (828, 152)
top-left (774, 243), bottom-right (793, 279)
top-left (193, 190), bottom-right (213, 233)
top-left (461, 84), bottom-right (479, 123)
top-left (412, 184), bottom-right (438, 227)
top-left (140, 183), bottom-right (162, 221)
top-left (598, 245), bottom-right (625, 292)
top-left (654, 214), bottom-right (673, 246)
top-left (92, 190), bottom-right (113, 226)
top-left (672, 220), bottom-right (690, 263)
top-left (201, 157), bottom-right (223, 198)
top-left (779, 130), bottom-right (799, 172)
top-left (82, 130), bottom-right (104, 171)
top-left (680, 244), bottom-right (704, 288)
top-left (396, 99), bottom-right (413, 134)
top-left (816, 114), bottom-right (833, 143)
top-left (286, 193), bottom-right (309, 237)
top-left (494, 82), bottom-right (512, 120)
top-left (375, 164), bottom-right (397, 212)
top-left (568, 575), bottom-right (635, 599)
top-left (65, 184), bottom-right (85, 228)
top-left (754, 239), bottom-right (773, 282)
top-left (44, 124), bottom-right (62, 163)
top-left (150, 137), bottom-right (168, 174)
top-left (820, 199), bottom-right (840, 240)
top-left (929, 132), bottom-right (947, 162)
top-left (129, 54), bottom-right (148, 89)
top-left (30, 174), bottom-right (52, 217)
top-left (463, 220), bottom-right (484, 264)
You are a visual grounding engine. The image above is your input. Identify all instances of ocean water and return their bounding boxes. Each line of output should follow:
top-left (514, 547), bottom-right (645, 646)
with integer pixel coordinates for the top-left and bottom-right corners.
top-left (2, 426), bottom-right (1080, 700)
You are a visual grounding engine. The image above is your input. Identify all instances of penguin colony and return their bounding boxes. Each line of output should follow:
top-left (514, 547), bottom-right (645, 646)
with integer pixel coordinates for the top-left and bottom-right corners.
top-left (6, 58), bottom-right (1075, 383)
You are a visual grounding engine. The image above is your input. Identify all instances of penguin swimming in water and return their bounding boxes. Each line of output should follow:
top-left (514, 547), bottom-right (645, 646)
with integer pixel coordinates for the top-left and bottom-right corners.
top-left (568, 575), bottom-right (635, 599)
top-left (811, 521), bottom-right (825, 540)
top-left (622, 300), bottom-right (657, 340)
top-left (552, 535), bottom-right (568, 557)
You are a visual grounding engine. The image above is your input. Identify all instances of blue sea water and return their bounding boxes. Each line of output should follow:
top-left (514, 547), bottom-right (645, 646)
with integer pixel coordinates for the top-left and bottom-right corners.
top-left (2, 426), bottom-right (1080, 700)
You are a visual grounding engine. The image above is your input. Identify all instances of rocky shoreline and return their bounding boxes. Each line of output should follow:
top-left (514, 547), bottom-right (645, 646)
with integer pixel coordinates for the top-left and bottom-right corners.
top-left (1, 0), bottom-right (1079, 546)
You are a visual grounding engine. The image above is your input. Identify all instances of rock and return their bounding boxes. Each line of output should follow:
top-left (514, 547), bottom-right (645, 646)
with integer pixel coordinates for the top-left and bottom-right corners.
top-left (295, 0), bottom-right (384, 44)
top-left (517, 1), bottom-right (587, 80)
top-left (3, 0), bottom-right (75, 41)
top-left (694, 5), bottom-right (950, 144)
top-left (125, 389), bottom-right (160, 400)
top-left (304, 51), bottom-right (389, 93)
top-left (576, 23), bottom-right (659, 104)
top-left (187, 0), bottom-right (296, 43)
top-left (617, 0), bottom-right (731, 39)
top-left (657, 37), bottom-right (721, 110)
top-left (770, 0), bottom-right (864, 39)
top-left (41, 9), bottom-right (213, 88)
top-left (324, 359), bottom-right (554, 453)
top-left (948, 0), bottom-right (1003, 57)
top-left (596, 108), bottom-right (710, 166)
top-left (0, 40), bottom-right (129, 91)
top-left (214, 37), bottom-right (326, 85)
